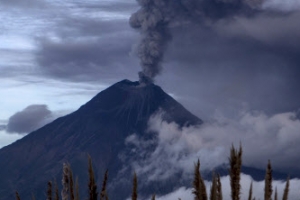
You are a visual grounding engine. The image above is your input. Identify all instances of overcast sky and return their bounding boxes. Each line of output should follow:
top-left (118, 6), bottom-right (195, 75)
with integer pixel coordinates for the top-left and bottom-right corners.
top-left (1, 0), bottom-right (300, 182)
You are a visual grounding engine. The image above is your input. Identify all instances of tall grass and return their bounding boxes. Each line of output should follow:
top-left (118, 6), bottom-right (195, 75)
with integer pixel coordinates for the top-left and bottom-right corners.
top-left (15, 145), bottom-right (291, 200)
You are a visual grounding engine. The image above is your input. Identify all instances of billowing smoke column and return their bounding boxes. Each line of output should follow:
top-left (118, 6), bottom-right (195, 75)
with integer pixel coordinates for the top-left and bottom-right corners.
top-left (130, 0), bottom-right (173, 84)
top-left (130, 0), bottom-right (263, 84)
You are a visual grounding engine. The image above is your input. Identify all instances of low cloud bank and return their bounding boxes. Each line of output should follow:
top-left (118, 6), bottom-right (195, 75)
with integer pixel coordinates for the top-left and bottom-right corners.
top-left (125, 110), bottom-right (300, 181)
top-left (156, 174), bottom-right (300, 200)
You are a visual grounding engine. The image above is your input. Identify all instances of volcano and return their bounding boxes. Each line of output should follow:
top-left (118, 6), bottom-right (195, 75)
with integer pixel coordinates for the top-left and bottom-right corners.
top-left (0, 80), bottom-right (202, 200)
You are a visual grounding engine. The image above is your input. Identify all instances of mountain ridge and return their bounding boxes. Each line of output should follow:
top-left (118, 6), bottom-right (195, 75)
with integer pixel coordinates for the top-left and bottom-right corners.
top-left (0, 79), bottom-right (202, 200)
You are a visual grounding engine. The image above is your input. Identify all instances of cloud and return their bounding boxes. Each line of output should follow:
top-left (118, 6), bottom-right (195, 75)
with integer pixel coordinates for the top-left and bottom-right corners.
top-left (32, 1), bottom-right (140, 82)
top-left (0, 125), bottom-right (6, 131)
top-left (155, 174), bottom-right (300, 200)
top-left (0, 0), bottom-right (47, 8)
top-left (6, 104), bottom-right (54, 134)
top-left (156, 16), bottom-right (300, 118)
top-left (0, 131), bottom-right (24, 149)
top-left (124, 109), bottom-right (300, 182)
top-left (262, 0), bottom-right (300, 11)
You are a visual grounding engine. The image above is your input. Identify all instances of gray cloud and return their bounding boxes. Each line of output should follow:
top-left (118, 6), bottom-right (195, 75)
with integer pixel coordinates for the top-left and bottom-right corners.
top-left (155, 175), bottom-right (300, 200)
top-left (262, 0), bottom-right (300, 11)
top-left (0, 0), bottom-right (47, 8)
top-left (7, 104), bottom-right (54, 134)
top-left (2, 0), bottom-right (300, 136)
top-left (0, 125), bottom-right (6, 131)
top-left (125, 110), bottom-right (300, 182)
top-left (129, 0), bottom-right (262, 82)
top-left (153, 10), bottom-right (300, 118)
top-left (32, 1), bottom-right (141, 82)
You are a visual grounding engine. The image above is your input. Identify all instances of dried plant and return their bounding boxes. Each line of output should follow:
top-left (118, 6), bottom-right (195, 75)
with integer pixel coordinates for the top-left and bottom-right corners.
top-left (264, 160), bottom-right (273, 200)
top-left (69, 165), bottom-right (75, 200)
top-left (193, 159), bottom-right (207, 200)
top-left (229, 145), bottom-right (242, 200)
top-left (274, 187), bottom-right (278, 200)
top-left (151, 194), bottom-right (156, 200)
top-left (247, 182), bottom-right (253, 200)
top-left (216, 174), bottom-right (222, 200)
top-left (210, 173), bottom-right (217, 200)
top-left (16, 191), bottom-right (21, 200)
top-left (88, 155), bottom-right (98, 200)
top-left (282, 176), bottom-right (290, 200)
top-left (47, 181), bottom-right (53, 200)
top-left (31, 193), bottom-right (36, 200)
top-left (75, 177), bottom-right (80, 200)
top-left (100, 170), bottom-right (109, 200)
top-left (54, 180), bottom-right (60, 200)
top-left (132, 172), bottom-right (138, 200)
top-left (62, 163), bottom-right (70, 200)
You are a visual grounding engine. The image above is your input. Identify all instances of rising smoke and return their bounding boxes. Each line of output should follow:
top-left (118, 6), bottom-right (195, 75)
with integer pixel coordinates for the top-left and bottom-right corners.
top-left (130, 0), bottom-right (263, 83)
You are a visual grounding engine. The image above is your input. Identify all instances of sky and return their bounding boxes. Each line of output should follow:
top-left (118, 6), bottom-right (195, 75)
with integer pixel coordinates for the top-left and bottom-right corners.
top-left (1, 0), bottom-right (300, 195)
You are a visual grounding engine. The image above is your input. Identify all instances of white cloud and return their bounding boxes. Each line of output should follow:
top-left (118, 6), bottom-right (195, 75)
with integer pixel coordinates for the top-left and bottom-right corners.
top-left (125, 110), bottom-right (300, 181)
top-left (0, 130), bottom-right (24, 149)
top-left (262, 0), bottom-right (300, 11)
top-left (156, 174), bottom-right (300, 200)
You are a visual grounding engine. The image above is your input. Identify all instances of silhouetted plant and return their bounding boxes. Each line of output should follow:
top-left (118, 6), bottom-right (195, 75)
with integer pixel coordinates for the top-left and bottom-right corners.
top-left (62, 163), bottom-right (70, 200)
top-left (151, 194), bottom-right (156, 200)
top-left (47, 181), bottom-right (53, 200)
top-left (31, 193), bottom-right (36, 200)
top-left (247, 182), bottom-right (253, 200)
top-left (216, 174), bottom-right (222, 200)
top-left (274, 187), bottom-right (278, 200)
top-left (54, 180), bottom-right (60, 200)
top-left (16, 191), bottom-right (21, 200)
top-left (264, 160), bottom-right (273, 200)
top-left (69, 165), bottom-right (75, 200)
top-left (229, 145), bottom-right (242, 200)
top-left (88, 155), bottom-right (98, 200)
top-left (210, 173), bottom-right (217, 200)
top-left (282, 176), bottom-right (290, 200)
top-left (100, 170), bottom-right (109, 200)
top-left (132, 172), bottom-right (138, 200)
top-left (15, 147), bottom-right (296, 200)
top-left (75, 177), bottom-right (80, 200)
top-left (193, 159), bottom-right (207, 200)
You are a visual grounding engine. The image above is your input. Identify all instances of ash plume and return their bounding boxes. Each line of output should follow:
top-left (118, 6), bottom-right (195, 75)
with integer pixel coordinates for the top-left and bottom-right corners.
top-left (130, 0), bottom-right (263, 83)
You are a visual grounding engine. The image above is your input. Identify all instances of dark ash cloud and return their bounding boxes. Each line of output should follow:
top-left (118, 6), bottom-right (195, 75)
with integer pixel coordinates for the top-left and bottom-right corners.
top-left (34, 2), bottom-right (140, 82)
top-left (129, 0), bottom-right (300, 86)
top-left (129, 0), bottom-right (262, 82)
top-left (154, 10), bottom-right (300, 117)
top-left (7, 104), bottom-right (53, 134)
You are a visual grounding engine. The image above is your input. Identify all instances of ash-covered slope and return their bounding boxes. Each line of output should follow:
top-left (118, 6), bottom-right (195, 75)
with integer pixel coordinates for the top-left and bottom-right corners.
top-left (0, 80), bottom-right (202, 200)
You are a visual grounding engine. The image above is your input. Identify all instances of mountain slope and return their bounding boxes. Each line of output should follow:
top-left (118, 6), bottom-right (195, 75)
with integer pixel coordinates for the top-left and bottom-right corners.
top-left (0, 80), bottom-right (202, 200)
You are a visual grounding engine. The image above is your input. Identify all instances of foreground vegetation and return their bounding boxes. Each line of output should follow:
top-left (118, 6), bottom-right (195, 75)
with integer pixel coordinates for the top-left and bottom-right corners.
top-left (15, 145), bottom-right (290, 200)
